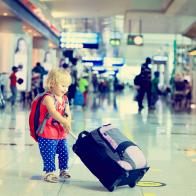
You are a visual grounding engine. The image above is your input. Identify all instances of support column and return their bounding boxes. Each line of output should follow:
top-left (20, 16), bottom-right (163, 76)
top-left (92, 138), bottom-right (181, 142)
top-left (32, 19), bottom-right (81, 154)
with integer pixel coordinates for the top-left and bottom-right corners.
top-left (0, 16), bottom-right (32, 91)
top-left (33, 37), bottom-right (49, 67)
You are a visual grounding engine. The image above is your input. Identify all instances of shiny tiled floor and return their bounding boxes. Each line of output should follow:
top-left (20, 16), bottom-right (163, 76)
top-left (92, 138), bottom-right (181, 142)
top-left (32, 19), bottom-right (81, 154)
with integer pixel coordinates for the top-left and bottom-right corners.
top-left (0, 90), bottom-right (196, 196)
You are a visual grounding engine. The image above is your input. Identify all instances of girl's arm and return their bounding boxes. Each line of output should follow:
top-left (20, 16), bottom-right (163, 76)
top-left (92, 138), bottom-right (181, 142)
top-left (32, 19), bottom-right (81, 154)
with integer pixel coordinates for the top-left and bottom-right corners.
top-left (65, 101), bottom-right (72, 129)
top-left (43, 95), bottom-right (71, 132)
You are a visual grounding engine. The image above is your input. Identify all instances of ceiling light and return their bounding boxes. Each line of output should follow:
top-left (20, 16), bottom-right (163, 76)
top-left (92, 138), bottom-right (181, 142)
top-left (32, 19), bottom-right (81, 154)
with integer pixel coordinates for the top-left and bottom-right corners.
top-left (188, 48), bottom-right (196, 56)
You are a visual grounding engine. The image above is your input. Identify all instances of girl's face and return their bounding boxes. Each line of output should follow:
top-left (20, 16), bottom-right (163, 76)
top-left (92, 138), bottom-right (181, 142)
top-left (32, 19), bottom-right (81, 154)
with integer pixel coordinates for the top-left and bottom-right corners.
top-left (53, 81), bottom-right (69, 97)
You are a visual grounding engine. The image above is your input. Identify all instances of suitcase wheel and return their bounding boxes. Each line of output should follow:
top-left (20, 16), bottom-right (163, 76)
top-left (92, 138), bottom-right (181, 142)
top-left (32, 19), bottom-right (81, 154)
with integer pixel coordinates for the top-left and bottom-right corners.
top-left (129, 182), bottom-right (136, 188)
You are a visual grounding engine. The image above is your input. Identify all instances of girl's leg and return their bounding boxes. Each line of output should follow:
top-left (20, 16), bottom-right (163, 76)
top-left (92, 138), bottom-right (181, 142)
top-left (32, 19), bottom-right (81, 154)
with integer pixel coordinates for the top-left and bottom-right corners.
top-left (56, 139), bottom-right (69, 171)
top-left (137, 89), bottom-right (145, 111)
top-left (38, 137), bottom-right (58, 173)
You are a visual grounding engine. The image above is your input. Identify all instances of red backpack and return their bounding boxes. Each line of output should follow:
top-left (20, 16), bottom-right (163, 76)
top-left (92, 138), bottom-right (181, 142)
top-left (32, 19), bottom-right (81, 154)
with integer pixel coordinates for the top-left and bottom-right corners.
top-left (29, 92), bottom-right (50, 142)
top-left (29, 92), bottom-right (68, 142)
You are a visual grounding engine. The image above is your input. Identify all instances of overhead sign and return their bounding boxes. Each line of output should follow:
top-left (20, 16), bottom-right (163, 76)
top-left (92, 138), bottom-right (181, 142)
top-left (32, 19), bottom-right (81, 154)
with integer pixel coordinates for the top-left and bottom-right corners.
top-left (127, 35), bottom-right (143, 46)
top-left (110, 39), bottom-right (121, 46)
top-left (153, 56), bottom-right (168, 61)
top-left (82, 56), bottom-right (103, 66)
top-left (104, 57), bottom-right (124, 66)
top-left (60, 32), bottom-right (99, 49)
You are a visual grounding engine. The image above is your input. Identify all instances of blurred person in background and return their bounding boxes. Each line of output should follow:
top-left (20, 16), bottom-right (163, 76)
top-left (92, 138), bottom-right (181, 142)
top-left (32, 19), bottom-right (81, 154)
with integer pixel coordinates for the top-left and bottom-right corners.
top-left (184, 79), bottom-right (192, 111)
top-left (0, 72), bottom-right (8, 99)
top-left (9, 66), bottom-right (18, 106)
top-left (31, 72), bottom-right (41, 98)
top-left (78, 75), bottom-right (89, 106)
top-left (59, 58), bottom-right (65, 68)
top-left (133, 73), bottom-right (141, 102)
top-left (92, 74), bottom-right (98, 93)
top-left (32, 62), bottom-right (48, 93)
top-left (173, 73), bottom-right (186, 110)
top-left (62, 63), bottom-right (71, 73)
top-left (151, 71), bottom-right (160, 109)
top-left (134, 57), bottom-right (152, 112)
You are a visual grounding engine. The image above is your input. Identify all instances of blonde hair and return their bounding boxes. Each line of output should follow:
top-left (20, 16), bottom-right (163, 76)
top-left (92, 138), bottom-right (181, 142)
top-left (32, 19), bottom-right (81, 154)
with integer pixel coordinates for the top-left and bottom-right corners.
top-left (174, 72), bottom-right (183, 81)
top-left (45, 68), bottom-right (71, 91)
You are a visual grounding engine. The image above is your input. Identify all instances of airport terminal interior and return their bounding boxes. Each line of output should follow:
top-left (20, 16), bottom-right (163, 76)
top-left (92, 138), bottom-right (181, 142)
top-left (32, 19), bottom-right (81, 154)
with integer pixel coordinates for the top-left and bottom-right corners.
top-left (0, 0), bottom-right (196, 196)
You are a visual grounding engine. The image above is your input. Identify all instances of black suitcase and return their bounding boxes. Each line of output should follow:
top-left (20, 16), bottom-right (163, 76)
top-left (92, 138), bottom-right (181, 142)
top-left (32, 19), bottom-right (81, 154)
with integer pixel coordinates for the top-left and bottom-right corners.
top-left (72, 125), bottom-right (149, 191)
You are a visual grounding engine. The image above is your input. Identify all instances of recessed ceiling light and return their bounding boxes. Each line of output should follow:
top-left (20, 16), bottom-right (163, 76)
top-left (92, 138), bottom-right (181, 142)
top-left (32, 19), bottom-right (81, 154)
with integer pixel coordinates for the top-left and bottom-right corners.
top-left (49, 43), bottom-right (54, 47)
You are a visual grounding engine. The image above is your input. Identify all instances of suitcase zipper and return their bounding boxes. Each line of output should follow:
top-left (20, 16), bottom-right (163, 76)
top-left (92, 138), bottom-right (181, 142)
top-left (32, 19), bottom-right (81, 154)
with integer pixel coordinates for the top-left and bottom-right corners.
top-left (97, 129), bottom-right (116, 153)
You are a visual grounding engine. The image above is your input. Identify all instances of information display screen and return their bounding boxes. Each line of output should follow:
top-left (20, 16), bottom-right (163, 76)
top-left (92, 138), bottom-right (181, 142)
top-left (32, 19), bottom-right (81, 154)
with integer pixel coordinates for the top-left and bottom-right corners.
top-left (60, 32), bottom-right (99, 49)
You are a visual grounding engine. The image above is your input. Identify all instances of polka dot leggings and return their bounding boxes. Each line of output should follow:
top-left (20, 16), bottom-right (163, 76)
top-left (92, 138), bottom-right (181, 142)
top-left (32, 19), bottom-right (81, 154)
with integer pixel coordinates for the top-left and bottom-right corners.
top-left (38, 137), bottom-right (69, 173)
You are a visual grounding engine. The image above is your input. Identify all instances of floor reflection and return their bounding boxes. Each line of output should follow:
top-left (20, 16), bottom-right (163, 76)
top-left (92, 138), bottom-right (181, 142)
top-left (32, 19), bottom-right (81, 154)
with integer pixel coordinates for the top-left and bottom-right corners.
top-left (0, 91), bottom-right (196, 195)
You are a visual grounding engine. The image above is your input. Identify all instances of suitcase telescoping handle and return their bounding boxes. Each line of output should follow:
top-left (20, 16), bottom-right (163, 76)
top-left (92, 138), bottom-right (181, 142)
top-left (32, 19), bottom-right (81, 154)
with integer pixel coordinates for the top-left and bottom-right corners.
top-left (69, 131), bottom-right (78, 140)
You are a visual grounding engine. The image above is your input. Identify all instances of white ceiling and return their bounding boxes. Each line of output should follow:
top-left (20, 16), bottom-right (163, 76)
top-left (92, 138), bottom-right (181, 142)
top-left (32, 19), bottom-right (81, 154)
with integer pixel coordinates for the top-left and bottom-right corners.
top-left (40, 0), bottom-right (196, 18)
top-left (39, 0), bottom-right (196, 35)
top-left (0, 1), bottom-right (43, 37)
top-left (0, 0), bottom-right (195, 36)
top-left (175, 0), bottom-right (196, 16)
top-left (0, 1), bottom-right (14, 16)
top-left (3, 0), bottom-right (189, 18)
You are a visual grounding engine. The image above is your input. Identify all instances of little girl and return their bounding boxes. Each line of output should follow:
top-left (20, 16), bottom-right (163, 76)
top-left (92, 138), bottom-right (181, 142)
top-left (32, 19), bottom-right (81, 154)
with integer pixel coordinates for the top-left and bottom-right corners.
top-left (37, 68), bottom-right (72, 183)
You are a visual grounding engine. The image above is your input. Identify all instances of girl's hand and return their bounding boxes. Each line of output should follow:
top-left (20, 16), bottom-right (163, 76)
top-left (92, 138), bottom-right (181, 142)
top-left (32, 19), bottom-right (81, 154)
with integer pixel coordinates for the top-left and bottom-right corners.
top-left (62, 121), bottom-right (71, 133)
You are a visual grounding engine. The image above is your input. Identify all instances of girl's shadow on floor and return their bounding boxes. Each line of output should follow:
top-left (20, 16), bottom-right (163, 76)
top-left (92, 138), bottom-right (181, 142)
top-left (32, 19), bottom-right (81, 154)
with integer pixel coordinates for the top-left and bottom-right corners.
top-left (30, 176), bottom-right (106, 192)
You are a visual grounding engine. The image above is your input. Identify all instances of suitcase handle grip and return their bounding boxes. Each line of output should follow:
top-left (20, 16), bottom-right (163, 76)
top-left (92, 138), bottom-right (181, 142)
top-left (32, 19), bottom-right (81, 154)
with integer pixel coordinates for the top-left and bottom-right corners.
top-left (116, 141), bottom-right (136, 156)
top-left (78, 131), bottom-right (89, 140)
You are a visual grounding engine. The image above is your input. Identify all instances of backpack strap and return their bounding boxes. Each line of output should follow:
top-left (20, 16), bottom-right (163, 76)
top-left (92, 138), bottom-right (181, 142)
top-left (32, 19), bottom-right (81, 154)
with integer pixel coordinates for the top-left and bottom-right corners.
top-left (33, 92), bottom-right (49, 138)
top-left (37, 94), bottom-right (68, 135)
top-left (36, 113), bottom-right (50, 135)
top-left (63, 95), bottom-right (69, 117)
top-left (36, 93), bottom-right (56, 135)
